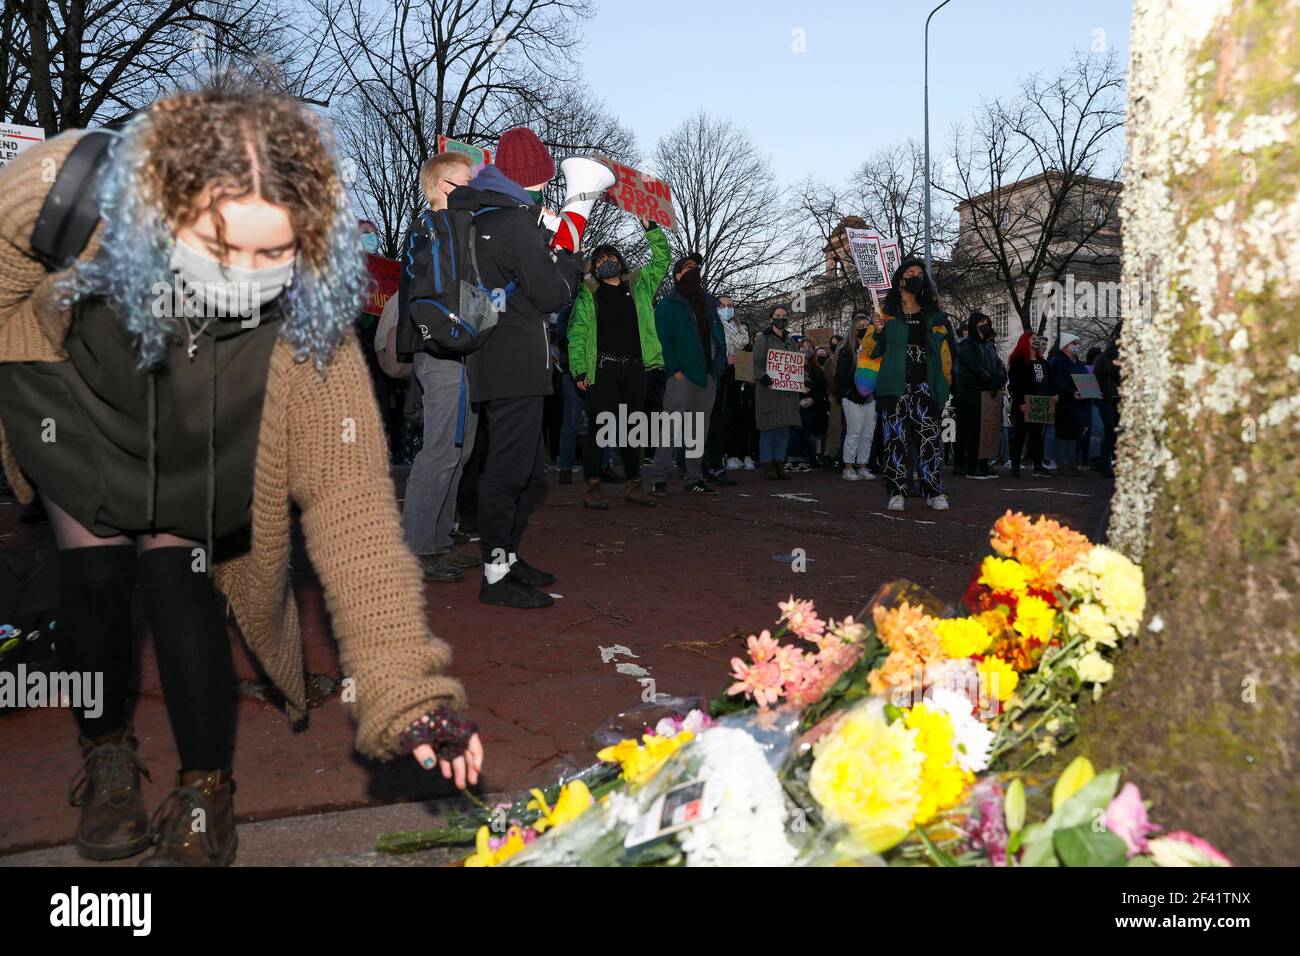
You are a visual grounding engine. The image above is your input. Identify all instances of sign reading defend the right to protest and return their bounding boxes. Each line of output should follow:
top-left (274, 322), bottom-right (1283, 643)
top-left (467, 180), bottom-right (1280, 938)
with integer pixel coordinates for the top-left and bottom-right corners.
top-left (766, 349), bottom-right (805, 392)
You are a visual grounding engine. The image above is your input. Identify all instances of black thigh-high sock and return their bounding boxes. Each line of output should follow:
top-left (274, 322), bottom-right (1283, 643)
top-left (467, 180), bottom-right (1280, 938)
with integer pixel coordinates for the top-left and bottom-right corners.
top-left (55, 545), bottom-right (137, 738)
top-left (137, 548), bottom-right (235, 772)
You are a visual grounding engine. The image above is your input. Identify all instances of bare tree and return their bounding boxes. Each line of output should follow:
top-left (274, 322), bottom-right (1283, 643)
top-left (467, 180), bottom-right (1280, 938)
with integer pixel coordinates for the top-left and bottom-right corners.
top-left (939, 50), bottom-right (1126, 333)
top-left (653, 111), bottom-right (800, 302)
top-left (3, 1), bottom-right (321, 132)
top-left (332, 89), bottom-right (423, 258)
top-left (849, 139), bottom-right (955, 261)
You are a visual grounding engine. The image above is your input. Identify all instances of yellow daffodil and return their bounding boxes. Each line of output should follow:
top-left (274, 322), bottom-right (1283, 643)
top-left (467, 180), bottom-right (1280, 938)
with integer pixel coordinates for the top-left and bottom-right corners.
top-left (527, 780), bottom-right (594, 834)
top-left (597, 730), bottom-right (694, 786)
top-left (463, 824), bottom-right (528, 867)
top-left (1052, 755), bottom-right (1096, 811)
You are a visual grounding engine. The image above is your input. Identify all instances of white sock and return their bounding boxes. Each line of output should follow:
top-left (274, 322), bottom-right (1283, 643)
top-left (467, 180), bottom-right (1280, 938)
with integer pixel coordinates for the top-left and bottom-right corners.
top-left (484, 561), bottom-right (510, 585)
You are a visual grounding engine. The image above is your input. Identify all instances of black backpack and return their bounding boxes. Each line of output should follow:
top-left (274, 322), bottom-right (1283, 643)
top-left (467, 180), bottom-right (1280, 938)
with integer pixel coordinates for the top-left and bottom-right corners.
top-left (396, 207), bottom-right (516, 357)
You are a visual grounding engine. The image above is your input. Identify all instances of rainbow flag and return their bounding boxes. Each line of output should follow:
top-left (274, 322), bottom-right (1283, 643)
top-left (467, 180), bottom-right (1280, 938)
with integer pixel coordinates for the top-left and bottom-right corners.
top-left (854, 338), bottom-right (882, 396)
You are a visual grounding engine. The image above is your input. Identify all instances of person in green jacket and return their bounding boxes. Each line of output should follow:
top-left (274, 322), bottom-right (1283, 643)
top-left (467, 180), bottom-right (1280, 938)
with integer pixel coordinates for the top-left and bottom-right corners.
top-left (567, 217), bottom-right (667, 508)
top-left (870, 258), bottom-right (956, 512)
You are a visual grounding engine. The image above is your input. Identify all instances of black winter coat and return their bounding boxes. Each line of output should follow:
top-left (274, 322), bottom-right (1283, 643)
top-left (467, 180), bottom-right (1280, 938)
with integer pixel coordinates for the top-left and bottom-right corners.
top-left (448, 176), bottom-right (581, 402)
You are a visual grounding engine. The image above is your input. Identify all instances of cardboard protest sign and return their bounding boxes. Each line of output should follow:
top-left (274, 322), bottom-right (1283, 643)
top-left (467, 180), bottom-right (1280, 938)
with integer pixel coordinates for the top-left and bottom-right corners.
top-left (363, 255), bottom-right (400, 316)
top-left (597, 157), bottom-right (676, 230)
top-left (1071, 372), bottom-right (1102, 400)
top-left (1023, 394), bottom-right (1056, 425)
top-left (733, 349), bottom-right (755, 383)
top-left (845, 227), bottom-right (889, 291)
top-left (0, 123), bottom-right (45, 169)
top-left (978, 392), bottom-right (1003, 459)
top-left (438, 135), bottom-right (492, 170)
top-left (879, 237), bottom-right (901, 282)
top-left (766, 349), bottom-right (805, 392)
top-left (805, 327), bottom-right (834, 349)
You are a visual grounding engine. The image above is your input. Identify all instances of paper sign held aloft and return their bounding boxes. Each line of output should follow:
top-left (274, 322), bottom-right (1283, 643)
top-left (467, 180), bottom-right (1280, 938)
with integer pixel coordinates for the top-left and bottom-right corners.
top-left (0, 122), bottom-right (45, 169)
top-left (845, 227), bottom-right (892, 291)
top-left (766, 349), bottom-right (805, 393)
top-left (596, 157), bottom-right (676, 230)
top-left (438, 135), bottom-right (492, 171)
top-left (1071, 372), bottom-right (1102, 400)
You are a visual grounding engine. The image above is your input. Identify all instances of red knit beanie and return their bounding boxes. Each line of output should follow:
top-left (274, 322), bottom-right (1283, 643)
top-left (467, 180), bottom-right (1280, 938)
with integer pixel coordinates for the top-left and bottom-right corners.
top-left (495, 128), bottom-right (555, 188)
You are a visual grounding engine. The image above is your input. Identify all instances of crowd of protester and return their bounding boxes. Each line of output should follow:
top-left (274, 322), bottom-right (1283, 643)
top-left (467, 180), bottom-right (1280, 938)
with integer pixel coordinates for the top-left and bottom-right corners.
top-left (363, 133), bottom-right (1126, 610)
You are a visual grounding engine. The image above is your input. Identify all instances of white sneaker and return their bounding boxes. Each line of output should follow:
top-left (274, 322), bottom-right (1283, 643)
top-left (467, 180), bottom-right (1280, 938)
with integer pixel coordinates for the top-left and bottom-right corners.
top-left (887, 495), bottom-right (905, 511)
top-left (726, 457), bottom-right (743, 471)
top-left (842, 467), bottom-right (860, 481)
top-left (743, 457), bottom-right (756, 471)
top-left (926, 495), bottom-right (950, 511)
top-left (856, 465), bottom-right (877, 481)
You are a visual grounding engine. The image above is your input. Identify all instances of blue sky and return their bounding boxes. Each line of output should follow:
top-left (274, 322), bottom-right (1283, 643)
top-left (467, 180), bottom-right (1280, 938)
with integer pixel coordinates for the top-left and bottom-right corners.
top-left (579, 0), bottom-right (1132, 191)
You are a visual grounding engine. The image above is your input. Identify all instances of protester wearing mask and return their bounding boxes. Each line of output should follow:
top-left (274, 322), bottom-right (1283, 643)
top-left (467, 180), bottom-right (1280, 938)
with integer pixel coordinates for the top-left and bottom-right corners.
top-left (704, 294), bottom-right (748, 485)
top-left (790, 338), bottom-right (829, 470)
top-left (0, 85), bottom-right (483, 866)
top-left (567, 217), bottom-right (668, 509)
top-left (871, 260), bottom-right (955, 510)
top-left (1048, 333), bottom-right (1092, 477)
top-left (1008, 330), bottom-right (1054, 478)
top-left (753, 305), bottom-right (803, 480)
top-left (397, 151), bottom-right (479, 584)
top-left (448, 128), bottom-right (583, 608)
top-left (650, 254), bottom-right (726, 495)
top-left (835, 311), bottom-right (879, 481)
top-left (954, 311), bottom-right (1007, 479)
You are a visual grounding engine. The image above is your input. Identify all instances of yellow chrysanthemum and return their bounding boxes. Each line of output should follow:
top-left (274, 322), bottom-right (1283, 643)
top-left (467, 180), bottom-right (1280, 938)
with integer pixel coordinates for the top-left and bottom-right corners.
top-left (1012, 593), bottom-right (1056, 642)
top-left (1067, 600), bottom-right (1119, 646)
top-left (978, 655), bottom-right (1019, 702)
top-left (978, 556), bottom-right (1029, 595)
top-left (1059, 546), bottom-right (1146, 637)
top-left (934, 616), bottom-right (994, 659)
top-left (1076, 650), bottom-right (1114, 684)
top-left (809, 706), bottom-right (924, 837)
top-left (903, 703), bottom-right (974, 824)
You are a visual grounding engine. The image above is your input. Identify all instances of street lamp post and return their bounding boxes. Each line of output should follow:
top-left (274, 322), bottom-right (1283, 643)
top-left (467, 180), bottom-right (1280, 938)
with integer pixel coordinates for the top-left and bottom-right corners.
top-left (924, 0), bottom-right (954, 285)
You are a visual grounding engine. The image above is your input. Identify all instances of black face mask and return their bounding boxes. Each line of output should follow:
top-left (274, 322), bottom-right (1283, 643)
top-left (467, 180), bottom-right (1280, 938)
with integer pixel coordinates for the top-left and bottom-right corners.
top-left (901, 275), bottom-right (926, 296)
top-left (856, 327), bottom-right (868, 340)
top-left (978, 323), bottom-right (993, 340)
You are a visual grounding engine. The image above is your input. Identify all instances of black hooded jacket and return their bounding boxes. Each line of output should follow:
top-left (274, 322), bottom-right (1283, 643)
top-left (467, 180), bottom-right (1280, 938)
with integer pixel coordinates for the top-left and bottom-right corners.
top-left (447, 166), bottom-right (581, 402)
top-left (955, 315), bottom-right (1007, 396)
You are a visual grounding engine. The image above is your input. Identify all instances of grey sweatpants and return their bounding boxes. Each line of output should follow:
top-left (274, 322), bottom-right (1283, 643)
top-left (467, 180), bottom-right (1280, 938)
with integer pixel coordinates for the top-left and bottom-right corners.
top-left (402, 352), bottom-right (478, 555)
top-left (651, 373), bottom-right (715, 484)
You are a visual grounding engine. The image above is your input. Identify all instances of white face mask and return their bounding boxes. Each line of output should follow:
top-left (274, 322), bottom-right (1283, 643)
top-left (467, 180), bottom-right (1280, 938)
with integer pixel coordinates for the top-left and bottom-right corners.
top-left (169, 236), bottom-right (295, 317)
top-left (718, 306), bottom-right (735, 321)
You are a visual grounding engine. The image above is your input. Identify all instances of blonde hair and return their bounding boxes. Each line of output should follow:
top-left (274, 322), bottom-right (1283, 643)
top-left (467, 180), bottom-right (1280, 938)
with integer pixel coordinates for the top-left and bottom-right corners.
top-left (420, 152), bottom-right (474, 207)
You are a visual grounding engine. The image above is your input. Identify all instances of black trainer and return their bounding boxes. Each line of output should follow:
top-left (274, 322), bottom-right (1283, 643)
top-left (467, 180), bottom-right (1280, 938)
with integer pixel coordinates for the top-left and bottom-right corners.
top-left (685, 480), bottom-right (718, 494)
top-left (511, 557), bottom-right (556, 588)
top-left (418, 554), bottom-right (464, 583)
top-left (479, 572), bottom-right (554, 609)
top-left (652, 481), bottom-right (669, 497)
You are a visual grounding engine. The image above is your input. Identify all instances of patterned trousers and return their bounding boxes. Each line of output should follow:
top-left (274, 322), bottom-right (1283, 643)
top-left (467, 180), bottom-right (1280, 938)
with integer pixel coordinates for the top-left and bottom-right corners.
top-left (881, 383), bottom-right (945, 499)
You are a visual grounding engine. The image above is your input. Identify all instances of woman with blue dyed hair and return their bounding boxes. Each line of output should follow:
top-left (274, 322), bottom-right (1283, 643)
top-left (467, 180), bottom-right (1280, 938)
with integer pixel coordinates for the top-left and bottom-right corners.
top-left (0, 84), bottom-right (482, 866)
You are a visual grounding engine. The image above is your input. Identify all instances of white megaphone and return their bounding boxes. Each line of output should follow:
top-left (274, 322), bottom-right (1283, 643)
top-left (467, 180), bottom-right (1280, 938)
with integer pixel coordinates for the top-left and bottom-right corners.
top-left (547, 156), bottom-right (615, 253)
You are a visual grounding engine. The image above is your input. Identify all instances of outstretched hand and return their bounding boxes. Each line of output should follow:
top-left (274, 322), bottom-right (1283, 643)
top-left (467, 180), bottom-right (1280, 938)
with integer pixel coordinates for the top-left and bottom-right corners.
top-left (412, 733), bottom-right (484, 789)
top-left (401, 707), bottom-right (485, 790)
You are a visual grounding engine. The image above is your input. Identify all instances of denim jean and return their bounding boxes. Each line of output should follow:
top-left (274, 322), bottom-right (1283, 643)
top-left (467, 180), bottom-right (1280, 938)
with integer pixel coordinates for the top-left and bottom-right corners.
top-left (557, 372), bottom-right (584, 471)
top-left (759, 426), bottom-right (792, 463)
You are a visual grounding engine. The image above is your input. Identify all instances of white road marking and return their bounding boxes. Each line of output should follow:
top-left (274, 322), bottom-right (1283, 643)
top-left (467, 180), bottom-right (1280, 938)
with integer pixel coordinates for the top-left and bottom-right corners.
top-left (868, 511), bottom-right (937, 526)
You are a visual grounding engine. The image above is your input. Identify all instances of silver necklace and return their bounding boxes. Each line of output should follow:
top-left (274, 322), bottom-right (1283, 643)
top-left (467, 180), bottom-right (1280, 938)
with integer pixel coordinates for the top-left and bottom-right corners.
top-left (183, 314), bottom-right (216, 359)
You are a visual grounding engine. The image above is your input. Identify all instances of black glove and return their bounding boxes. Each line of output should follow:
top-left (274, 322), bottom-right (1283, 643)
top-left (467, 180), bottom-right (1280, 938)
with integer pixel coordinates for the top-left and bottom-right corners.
top-left (644, 220), bottom-right (659, 232)
top-left (760, 373), bottom-right (773, 388)
top-left (575, 373), bottom-right (588, 385)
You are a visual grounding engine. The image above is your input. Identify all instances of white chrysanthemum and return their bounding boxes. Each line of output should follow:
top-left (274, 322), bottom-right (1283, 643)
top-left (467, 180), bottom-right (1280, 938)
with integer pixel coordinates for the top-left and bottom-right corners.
top-left (924, 687), bottom-right (994, 774)
top-left (1068, 601), bottom-right (1120, 647)
top-left (1076, 650), bottom-right (1115, 684)
top-left (676, 727), bottom-right (797, 867)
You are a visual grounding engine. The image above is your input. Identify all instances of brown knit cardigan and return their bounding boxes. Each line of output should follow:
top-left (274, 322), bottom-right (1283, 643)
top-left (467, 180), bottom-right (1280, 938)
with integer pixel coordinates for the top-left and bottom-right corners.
top-left (0, 133), bottom-right (466, 759)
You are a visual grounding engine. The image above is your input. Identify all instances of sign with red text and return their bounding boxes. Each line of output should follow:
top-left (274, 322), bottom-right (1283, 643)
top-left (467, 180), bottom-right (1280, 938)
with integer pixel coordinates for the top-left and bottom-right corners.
top-left (765, 349), bottom-right (805, 392)
top-left (597, 157), bottom-right (676, 230)
top-left (0, 123), bottom-right (45, 168)
top-left (363, 255), bottom-right (400, 316)
top-left (437, 135), bottom-right (492, 170)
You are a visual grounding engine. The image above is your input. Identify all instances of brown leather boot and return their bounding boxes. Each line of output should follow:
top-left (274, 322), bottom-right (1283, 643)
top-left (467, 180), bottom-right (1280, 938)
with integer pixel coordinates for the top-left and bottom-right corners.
top-left (139, 770), bottom-right (237, 867)
top-left (774, 461), bottom-right (792, 481)
top-left (624, 479), bottom-right (657, 507)
top-left (582, 478), bottom-right (609, 510)
top-left (69, 726), bottom-right (152, 860)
